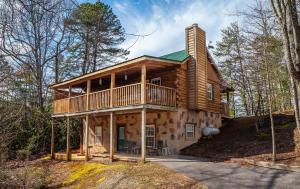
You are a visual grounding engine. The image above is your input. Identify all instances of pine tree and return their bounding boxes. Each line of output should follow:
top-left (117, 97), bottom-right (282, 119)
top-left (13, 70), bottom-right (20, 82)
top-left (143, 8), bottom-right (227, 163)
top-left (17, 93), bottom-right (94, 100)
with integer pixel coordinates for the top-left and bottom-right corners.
top-left (64, 1), bottom-right (129, 74)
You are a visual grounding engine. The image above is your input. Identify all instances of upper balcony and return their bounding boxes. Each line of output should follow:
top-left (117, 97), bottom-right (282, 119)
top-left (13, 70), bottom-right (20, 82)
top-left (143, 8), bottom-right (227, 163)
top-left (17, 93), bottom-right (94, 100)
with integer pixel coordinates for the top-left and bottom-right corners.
top-left (53, 82), bottom-right (176, 115)
top-left (52, 60), bottom-right (180, 117)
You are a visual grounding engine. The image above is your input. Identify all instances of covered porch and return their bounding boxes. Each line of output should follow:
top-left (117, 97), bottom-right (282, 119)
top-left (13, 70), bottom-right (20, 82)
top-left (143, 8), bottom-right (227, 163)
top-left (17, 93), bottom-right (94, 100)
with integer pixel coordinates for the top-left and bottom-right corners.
top-left (51, 108), bottom-right (176, 163)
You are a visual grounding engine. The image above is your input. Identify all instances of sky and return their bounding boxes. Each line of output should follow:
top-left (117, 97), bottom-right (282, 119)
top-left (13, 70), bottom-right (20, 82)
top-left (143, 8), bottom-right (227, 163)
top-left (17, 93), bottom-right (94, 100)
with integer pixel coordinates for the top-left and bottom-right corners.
top-left (87, 0), bottom-right (253, 59)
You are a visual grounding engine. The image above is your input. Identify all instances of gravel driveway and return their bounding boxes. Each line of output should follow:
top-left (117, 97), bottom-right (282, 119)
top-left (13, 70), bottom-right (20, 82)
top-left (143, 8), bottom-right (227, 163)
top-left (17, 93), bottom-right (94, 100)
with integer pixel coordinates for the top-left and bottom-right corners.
top-left (150, 155), bottom-right (300, 189)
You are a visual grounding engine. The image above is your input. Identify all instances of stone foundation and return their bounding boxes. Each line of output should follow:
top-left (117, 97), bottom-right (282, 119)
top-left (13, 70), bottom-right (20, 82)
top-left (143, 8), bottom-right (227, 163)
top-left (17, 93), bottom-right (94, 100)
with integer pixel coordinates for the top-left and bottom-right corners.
top-left (83, 109), bottom-right (222, 155)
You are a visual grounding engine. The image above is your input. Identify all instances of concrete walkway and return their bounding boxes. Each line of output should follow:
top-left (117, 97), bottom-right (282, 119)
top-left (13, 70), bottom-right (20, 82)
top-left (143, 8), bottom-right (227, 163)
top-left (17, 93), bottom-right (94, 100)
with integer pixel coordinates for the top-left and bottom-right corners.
top-left (151, 155), bottom-right (300, 189)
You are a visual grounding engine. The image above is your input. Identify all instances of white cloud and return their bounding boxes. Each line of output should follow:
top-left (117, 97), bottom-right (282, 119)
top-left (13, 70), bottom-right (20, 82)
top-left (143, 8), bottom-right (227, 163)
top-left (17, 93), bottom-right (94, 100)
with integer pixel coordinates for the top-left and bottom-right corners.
top-left (114, 1), bottom-right (128, 13)
top-left (118, 0), bottom-right (249, 59)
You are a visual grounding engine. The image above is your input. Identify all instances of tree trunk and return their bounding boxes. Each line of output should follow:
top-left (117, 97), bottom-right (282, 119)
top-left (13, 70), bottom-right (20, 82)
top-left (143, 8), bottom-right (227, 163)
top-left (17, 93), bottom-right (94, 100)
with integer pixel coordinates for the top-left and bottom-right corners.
top-left (82, 29), bottom-right (89, 74)
top-left (292, 79), bottom-right (300, 134)
top-left (266, 57), bottom-right (276, 162)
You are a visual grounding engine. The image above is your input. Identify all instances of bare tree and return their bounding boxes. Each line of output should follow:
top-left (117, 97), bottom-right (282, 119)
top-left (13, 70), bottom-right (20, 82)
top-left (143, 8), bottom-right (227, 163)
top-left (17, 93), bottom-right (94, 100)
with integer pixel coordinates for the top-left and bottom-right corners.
top-left (0, 0), bottom-right (74, 153)
top-left (270, 0), bottom-right (300, 134)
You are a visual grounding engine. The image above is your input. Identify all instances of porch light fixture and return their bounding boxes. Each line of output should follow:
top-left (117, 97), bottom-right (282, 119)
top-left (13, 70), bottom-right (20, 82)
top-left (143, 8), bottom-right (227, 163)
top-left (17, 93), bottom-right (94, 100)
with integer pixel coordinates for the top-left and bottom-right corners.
top-left (124, 74), bottom-right (128, 81)
top-left (99, 78), bottom-right (102, 85)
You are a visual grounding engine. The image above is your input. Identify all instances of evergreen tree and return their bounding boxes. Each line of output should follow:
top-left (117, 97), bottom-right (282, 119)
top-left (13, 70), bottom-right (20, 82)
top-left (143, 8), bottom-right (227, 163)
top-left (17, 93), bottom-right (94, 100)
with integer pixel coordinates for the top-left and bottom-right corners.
top-left (65, 1), bottom-right (129, 74)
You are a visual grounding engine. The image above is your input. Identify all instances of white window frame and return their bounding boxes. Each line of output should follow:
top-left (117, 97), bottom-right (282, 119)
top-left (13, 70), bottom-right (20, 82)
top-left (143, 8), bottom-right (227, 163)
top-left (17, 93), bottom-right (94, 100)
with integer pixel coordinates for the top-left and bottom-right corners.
top-left (95, 126), bottom-right (102, 145)
top-left (185, 123), bottom-right (195, 139)
top-left (146, 125), bottom-right (155, 148)
top-left (207, 83), bottom-right (214, 101)
top-left (150, 77), bottom-right (161, 85)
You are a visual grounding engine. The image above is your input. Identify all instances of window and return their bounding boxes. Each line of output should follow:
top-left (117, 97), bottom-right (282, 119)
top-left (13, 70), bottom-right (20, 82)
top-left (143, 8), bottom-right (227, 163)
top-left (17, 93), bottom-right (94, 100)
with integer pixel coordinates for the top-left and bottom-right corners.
top-left (185, 124), bottom-right (195, 138)
top-left (151, 77), bottom-right (161, 85)
top-left (207, 83), bottom-right (214, 101)
top-left (146, 125), bottom-right (155, 147)
top-left (95, 126), bottom-right (102, 145)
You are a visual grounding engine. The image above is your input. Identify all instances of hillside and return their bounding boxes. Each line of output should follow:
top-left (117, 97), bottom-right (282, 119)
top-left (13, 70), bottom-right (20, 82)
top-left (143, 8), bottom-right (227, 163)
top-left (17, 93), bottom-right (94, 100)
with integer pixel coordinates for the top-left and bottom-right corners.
top-left (181, 113), bottom-right (300, 165)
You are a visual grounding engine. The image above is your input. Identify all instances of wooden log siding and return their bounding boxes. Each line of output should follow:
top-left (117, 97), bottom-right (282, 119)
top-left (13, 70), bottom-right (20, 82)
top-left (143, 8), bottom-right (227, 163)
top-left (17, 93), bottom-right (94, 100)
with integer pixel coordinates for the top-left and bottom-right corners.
top-left (89, 89), bottom-right (110, 110)
top-left (146, 83), bottom-right (176, 107)
top-left (69, 94), bottom-right (87, 113)
top-left (113, 83), bottom-right (141, 107)
top-left (207, 61), bottom-right (222, 113)
top-left (186, 24), bottom-right (207, 110)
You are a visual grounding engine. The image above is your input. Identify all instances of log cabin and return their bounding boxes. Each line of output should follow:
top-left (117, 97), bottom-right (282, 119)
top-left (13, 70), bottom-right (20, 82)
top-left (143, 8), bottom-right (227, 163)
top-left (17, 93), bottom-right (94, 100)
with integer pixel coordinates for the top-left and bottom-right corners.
top-left (50, 24), bottom-right (232, 162)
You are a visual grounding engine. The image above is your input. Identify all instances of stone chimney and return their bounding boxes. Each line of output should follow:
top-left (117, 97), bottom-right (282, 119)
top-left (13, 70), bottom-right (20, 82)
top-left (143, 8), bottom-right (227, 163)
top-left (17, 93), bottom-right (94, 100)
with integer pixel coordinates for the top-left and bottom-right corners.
top-left (185, 23), bottom-right (207, 110)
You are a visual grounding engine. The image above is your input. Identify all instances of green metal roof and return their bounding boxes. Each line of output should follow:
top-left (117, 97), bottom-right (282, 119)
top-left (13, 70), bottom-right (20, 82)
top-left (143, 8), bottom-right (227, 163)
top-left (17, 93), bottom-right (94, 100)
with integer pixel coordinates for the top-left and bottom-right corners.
top-left (159, 50), bottom-right (190, 62)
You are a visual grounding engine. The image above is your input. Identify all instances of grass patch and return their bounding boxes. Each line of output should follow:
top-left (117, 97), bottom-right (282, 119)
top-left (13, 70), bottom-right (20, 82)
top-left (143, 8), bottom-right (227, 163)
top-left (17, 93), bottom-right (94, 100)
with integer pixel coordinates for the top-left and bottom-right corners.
top-left (279, 122), bottom-right (294, 129)
top-left (62, 162), bottom-right (129, 188)
top-left (258, 132), bottom-right (270, 140)
top-left (63, 163), bottom-right (107, 186)
top-left (97, 176), bottom-right (106, 184)
top-left (39, 156), bottom-right (50, 161)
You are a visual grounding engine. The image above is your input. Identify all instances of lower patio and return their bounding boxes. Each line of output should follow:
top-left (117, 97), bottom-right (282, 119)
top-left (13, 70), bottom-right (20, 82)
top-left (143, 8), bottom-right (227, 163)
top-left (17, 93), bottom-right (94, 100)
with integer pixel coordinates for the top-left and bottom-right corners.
top-left (54, 150), bottom-right (172, 162)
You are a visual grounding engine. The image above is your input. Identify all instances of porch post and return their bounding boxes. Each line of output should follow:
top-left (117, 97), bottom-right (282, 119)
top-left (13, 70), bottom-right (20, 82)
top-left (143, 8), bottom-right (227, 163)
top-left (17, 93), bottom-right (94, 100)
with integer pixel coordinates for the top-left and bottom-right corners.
top-left (66, 85), bottom-right (71, 161)
top-left (85, 115), bottom-right (89, 161)
top-left (66, 117), bottom-right (71, 161)
top-left (109, 112), bottom-right (114, 162)
top-left (87, 80), bottom-right (91, 110)
top-left (226, 91), bottom-right (230, 104)
top-left (110, 72), bottom-right (115, 107)
top-left (141, 108), bottom-right (146, 163)
top-left (141, 64), bottom-right (146, 104)
top-left (79, 121), bottom-right (83, 155)
top-left (51, 119), bottom-right (55, 159)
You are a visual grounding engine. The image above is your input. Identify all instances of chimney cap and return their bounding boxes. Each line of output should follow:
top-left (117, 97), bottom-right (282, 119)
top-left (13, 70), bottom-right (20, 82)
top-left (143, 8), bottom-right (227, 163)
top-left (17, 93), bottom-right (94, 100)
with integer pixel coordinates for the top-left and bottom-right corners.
top-left (192, 23), bottom-right (198, 27)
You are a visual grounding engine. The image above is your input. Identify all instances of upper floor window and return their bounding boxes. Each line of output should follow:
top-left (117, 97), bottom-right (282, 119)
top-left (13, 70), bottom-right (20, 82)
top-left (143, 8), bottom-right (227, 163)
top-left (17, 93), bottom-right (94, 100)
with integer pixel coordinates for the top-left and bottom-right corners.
top-left (151, 77), bottom-right (161, 85)
top-left (207, 83), bottom-right (214, 101)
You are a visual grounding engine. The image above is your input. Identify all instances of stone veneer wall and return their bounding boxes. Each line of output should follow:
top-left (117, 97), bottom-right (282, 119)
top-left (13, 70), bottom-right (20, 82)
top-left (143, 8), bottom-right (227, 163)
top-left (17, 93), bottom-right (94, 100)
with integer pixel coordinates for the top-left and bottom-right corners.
top-left (83, 109), bottom-right (222, 154)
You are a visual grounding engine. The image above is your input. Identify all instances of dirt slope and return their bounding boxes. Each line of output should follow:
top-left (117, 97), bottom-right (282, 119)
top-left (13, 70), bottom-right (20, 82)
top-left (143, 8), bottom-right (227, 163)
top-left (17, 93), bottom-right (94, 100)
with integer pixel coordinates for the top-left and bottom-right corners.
top-left (181, 113), bottom-right (300, 165)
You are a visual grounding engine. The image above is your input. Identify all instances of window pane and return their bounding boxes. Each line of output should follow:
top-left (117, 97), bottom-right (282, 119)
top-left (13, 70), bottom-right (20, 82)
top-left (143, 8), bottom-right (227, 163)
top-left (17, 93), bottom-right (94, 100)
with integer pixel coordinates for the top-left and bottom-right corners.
top-left (95, 136), bottom-right (101, 144)
top-left (186, 124), bottom-right (195, 138)
top-left (146, 125), bottom-right (155, 147)
top-left (95, 126), bottom-right (102, 144)
top-left (95, 127), bottom-right (101, 135)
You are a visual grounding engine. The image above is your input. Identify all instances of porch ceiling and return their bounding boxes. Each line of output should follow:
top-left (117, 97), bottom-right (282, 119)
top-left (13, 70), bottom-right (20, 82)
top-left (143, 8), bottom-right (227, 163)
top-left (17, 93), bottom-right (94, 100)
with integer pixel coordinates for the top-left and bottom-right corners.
top-left (51, 56), bottom-right (185, 90)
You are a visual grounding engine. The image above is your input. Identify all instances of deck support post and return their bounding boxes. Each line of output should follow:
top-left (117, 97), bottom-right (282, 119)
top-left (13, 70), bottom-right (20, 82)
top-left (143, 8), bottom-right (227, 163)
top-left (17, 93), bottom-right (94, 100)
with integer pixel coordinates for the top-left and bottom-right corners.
top-left (66, 117), bottom-right (71, 161)
top-left (226, 92), bottom-right (230, 104)
top-left (79, 122), bottom-right (83, 155)
top-left (109, 112), bottom-right (114, 162)
top-left (51, 119), bottom-right (55, 159)
top-left (141, 108), bottom-right (146, 163)
top-left (85, 115), bottom-right (89, 161)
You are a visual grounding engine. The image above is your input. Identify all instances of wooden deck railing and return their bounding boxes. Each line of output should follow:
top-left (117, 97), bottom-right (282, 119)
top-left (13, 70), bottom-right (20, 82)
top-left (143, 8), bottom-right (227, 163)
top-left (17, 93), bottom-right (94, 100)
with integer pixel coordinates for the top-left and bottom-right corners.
top-left (113, 83), bottom-right (141, 107)
top-left (53, 98), bottom-right (69, 114)
top-left (53, 83), bottom-right (177, 114)
top-left (221, 102), bottom-right (229, 116)
top-left (69, 94), bottom-right (86, 113)
top-left (89, 89), bottom-right (110, 110)
top-left (146, 83), bottom-right (176, 107)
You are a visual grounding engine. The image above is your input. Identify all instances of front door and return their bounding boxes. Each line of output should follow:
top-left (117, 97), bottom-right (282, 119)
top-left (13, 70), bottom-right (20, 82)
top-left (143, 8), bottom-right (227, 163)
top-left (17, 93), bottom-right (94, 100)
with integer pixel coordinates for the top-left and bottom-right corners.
top-left (117, 125), bottom-right (126, 151)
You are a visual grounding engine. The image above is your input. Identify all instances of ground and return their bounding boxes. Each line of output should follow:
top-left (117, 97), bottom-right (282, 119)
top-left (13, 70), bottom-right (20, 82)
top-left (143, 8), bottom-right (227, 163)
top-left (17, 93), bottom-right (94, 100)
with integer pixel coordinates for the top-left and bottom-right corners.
top-left (181, 112), bottom-right (300, 165)
top-left (0, 158), bottom-right (205, 189)
top-left (156, 155), bottom-right (300, 189)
